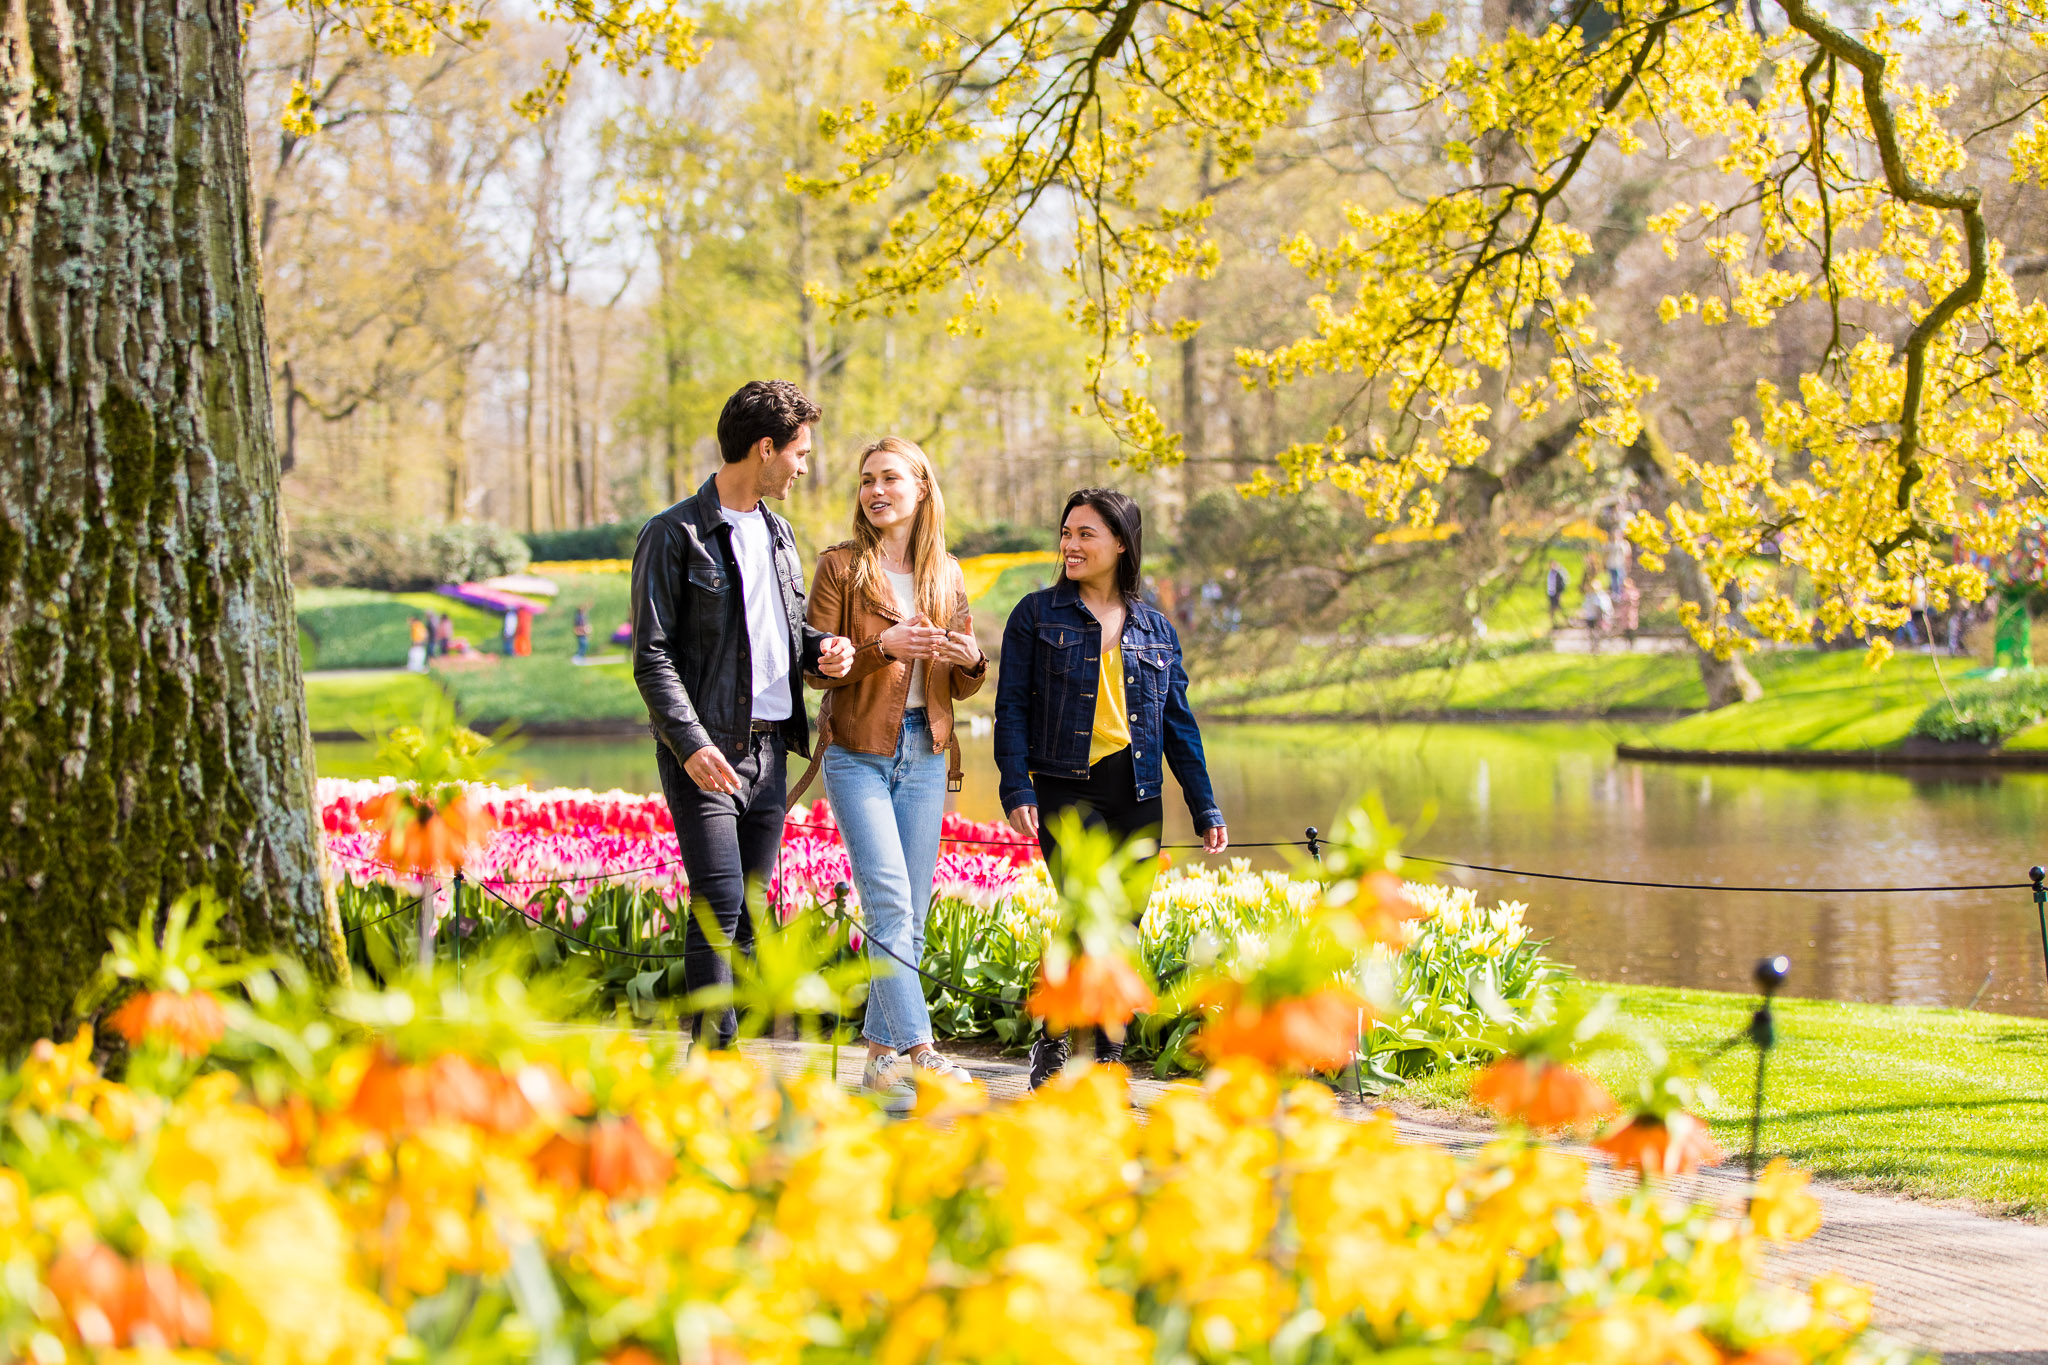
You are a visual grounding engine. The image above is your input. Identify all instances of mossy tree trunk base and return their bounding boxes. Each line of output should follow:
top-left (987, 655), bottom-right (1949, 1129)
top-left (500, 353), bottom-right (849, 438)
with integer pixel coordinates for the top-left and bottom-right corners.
top-left (0, 0), bottom-right (342, 1058)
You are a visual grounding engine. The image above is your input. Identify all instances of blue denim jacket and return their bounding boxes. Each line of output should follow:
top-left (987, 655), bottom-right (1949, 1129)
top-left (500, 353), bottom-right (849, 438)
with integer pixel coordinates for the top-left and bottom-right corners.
top-left (993, 581), bottom-right (1223, 832)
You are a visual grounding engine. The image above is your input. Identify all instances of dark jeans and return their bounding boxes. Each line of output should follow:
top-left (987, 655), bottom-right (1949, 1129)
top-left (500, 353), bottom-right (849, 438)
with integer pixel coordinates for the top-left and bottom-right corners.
top-left (1030, 745), bottom-right (1161, 1060)
top-left (1030, 745), bottom-right (1163, 862)
top-left (655, 731), bottom-right (787, 1050)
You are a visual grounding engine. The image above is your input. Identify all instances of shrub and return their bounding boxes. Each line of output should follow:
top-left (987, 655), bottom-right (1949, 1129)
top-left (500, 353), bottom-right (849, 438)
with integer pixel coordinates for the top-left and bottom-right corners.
top-left (1909, 671), bottom-right (2048, 745)
top-left (290, 516), bottom-right (531, 590)
top-left (521, 520), bottom-right (641, 562)
top-left (952, 519), bottom-right (1055, 557)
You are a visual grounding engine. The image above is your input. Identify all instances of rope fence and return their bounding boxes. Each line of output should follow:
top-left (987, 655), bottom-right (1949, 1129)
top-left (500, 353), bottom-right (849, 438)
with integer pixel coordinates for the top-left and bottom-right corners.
top-left (331, 828), bottom-right (2036, 895)
top-left (338, 822), bottom-right (2048, 1019)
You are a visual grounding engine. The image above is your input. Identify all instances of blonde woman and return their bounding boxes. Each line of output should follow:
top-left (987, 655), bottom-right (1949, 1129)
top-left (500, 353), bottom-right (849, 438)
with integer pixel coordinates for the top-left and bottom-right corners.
top-left (801, 437), bottom-right (988, 1104)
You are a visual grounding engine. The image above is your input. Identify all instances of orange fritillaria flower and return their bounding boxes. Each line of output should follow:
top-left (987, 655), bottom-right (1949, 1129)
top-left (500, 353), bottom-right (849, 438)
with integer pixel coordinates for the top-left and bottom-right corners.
top-left (1471, 1056), bottom-right (1617, 1131)
top-left (47, 1245), bottom-right (213, 1350)
top-left (1198, 984), bottom-right (1366, 1071)
top-left (533, 1131), bottom-right (591, 1189)
top-left (125, 1261), bottom-right (215, 1350)
top-left (371, 789), bottom-right (495, 875)
top-left (47, 1242), bottom-right (133, 1348)
top-left (1026, 953), bottom-right (1155, 1038)
top-left (1725, 1346), bottom-right (1804, 1365)
top-left (1594, 1111), bottom-right (1726, 1177)
top-left (347, 1048), bottom-right (437, 1132)
top-left (106, 990), bottom-right (227, 1055)
top-left (1356, 870), bottom-right (1427, 941)
top-left (607, 1348), bottom-right (664, 1365)
top-left (349, 1048), bottom-right (588, 1136)
top-left (587, 1117), bottom-right (674, 1198)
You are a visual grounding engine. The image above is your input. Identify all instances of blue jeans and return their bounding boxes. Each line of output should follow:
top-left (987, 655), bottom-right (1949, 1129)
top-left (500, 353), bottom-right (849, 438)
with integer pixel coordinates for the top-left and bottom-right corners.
top-left (825, 710), bottom-right (947, 1052)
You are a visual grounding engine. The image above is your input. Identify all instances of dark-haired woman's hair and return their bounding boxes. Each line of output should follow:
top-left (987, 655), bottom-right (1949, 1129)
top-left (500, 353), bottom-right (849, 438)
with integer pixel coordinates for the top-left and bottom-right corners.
top-left (1059, 488), bottom-right (1143, 602)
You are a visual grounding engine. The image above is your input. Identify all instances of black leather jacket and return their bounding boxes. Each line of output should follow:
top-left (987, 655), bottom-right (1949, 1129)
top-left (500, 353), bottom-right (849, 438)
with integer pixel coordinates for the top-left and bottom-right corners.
top-left (630, 473), bottom-right (828, 763)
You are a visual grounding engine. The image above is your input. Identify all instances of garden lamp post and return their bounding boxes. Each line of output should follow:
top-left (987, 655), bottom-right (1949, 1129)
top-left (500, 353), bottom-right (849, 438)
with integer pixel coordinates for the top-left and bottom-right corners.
top-left (1747, 955), bottom-right (1790, 1181)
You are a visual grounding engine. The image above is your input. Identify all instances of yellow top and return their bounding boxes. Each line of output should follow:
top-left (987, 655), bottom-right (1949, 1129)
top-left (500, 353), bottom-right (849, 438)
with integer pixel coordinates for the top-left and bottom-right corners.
top-left (1089, 645), bottom-right (1131, 766)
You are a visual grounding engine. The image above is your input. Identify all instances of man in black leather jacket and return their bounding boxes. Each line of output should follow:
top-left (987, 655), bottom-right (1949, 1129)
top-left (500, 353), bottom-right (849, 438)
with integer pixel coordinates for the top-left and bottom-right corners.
top-left (631, 380), bottom-right (854, 1049)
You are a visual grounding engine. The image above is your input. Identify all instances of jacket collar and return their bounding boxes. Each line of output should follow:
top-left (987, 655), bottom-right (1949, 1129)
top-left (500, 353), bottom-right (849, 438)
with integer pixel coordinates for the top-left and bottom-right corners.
top-left (692, 471), bottom-right (790, 548)
top-left (690, 473), bottom-right (726, 539)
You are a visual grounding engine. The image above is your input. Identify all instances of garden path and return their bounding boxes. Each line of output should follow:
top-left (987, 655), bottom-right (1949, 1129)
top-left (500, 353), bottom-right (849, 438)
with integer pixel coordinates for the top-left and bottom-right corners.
top-left (727, 1038), bottom-right (2048, 1365)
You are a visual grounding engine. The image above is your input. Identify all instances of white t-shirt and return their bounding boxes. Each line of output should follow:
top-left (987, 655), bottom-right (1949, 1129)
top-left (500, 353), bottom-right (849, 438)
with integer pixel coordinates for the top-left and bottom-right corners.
top-left (719, 505), bottom-right (792, 722)
top-left (884, 568), bottom-right (928, 708)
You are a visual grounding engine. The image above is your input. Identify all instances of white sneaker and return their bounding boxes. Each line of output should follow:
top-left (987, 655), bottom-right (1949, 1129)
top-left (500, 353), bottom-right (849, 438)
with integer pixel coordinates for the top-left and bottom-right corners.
top-left (908, 1048), bottom-right (973, 1084)
top-left (861, 1052), bottom-right (913, 1110)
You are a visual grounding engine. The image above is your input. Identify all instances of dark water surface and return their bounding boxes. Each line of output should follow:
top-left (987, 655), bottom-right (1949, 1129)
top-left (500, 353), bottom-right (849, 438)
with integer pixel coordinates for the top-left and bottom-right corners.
top-left (319, 722), bottom-right (2048, 1017)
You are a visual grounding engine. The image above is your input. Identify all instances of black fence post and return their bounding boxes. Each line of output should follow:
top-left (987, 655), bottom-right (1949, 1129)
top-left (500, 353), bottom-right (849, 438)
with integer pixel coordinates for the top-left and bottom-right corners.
top-left (452, 870), bottom-right (465, 982)
top-left (2032, 867), bottom-right (2047, 990)
top-left (1746, 955), bottom-right (1790, 1181)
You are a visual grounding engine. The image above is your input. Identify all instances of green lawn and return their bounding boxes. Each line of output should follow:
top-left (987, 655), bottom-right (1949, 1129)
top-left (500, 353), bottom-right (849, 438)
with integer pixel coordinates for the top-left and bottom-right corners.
top-left (1199, 647), bottom-right (1953, 722)
top-left (1396, 982), bottom-right (2048, 1217)
top-left (1640, 656), bottom-right (1955, 752)
top-left (302, 670), bottom-right (443, 735)
top-left (437, 655), bottom-right (642, 726)
top-left (2005, 720), bottom-right (2048, 750)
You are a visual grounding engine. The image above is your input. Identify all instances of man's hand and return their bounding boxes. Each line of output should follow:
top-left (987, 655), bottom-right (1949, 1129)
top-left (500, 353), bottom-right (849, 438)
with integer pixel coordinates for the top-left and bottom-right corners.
top-left (685, 744), bottom-right (744, 795)
top-left (1007, 804), bottom-right (1040, 841)
top-left (1203, 824), bottom-right (1229, 855)
top-left (817, 635), bottom-right (856, 677)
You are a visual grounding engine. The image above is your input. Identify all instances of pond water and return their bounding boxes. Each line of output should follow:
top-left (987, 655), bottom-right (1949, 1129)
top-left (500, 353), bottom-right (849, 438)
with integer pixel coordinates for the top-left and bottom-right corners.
top-left (319, 721), bottom-right (2048, 1017)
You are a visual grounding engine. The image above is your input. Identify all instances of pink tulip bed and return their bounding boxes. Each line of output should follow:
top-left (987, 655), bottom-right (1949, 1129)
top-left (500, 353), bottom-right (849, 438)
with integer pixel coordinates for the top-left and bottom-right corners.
top-left (323, 779), bottom-right (1050, 1019)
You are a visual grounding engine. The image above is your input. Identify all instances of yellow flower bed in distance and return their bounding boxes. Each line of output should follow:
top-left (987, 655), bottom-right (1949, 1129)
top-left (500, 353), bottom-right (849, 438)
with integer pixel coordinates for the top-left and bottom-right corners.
top-left (0, 973), bottom-right (1916, 1365)
top-left (528, 559), bottom-right (633, 576)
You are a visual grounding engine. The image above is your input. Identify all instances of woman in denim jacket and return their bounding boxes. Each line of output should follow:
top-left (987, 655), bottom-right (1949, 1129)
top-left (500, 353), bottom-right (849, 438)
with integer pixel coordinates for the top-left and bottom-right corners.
top-left (995, 488), bottom-right (1227, 1087)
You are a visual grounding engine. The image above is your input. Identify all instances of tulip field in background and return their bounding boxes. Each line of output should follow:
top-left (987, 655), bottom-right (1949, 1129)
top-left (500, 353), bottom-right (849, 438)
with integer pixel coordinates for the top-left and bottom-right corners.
top-left (322, 781), bottom-right (1562, 1081)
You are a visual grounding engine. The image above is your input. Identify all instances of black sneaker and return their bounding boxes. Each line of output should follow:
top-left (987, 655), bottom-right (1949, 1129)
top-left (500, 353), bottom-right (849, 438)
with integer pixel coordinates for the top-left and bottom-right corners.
top-left (1027, 1032), bottom-right (1071, 1090)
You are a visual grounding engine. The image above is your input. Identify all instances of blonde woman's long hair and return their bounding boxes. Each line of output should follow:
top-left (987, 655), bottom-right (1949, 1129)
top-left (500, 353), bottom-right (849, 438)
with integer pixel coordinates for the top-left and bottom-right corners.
top-left (847, 436), bottom-right (954, 624)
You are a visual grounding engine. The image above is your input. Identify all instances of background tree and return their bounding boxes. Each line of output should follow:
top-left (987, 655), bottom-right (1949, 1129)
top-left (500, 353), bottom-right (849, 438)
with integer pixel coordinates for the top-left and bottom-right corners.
top-left (810, 0), bottom-right (2048, 670)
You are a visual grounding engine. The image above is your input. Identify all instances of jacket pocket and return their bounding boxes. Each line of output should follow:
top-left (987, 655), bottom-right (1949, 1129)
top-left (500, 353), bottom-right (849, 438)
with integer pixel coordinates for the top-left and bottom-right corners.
top-left (688, 562), bottom-right (729, 595)
top-left (1127, 646), bottom-right (1170, 693)
top-left (1036, 624), bottom-right (1084, 674)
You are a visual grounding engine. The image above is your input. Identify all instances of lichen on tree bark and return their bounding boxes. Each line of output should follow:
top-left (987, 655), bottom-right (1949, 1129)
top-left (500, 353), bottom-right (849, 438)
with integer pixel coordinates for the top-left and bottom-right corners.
top-left (0, 0), bottom-right (343, 1058)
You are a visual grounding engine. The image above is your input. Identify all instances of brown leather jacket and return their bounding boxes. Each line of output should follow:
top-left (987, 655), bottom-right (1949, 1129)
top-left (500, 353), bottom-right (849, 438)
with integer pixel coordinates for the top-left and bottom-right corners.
top-left (793, 543), bottom-right (988, 797)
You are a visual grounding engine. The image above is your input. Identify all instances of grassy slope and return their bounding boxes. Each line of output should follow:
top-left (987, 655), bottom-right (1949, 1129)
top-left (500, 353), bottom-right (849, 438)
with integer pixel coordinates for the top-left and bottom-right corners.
top-left (2003, 720), bottom-right (2048, 750)
top-left (1396, 981), bottom-right (2048, 1216)
top-left (1638, 655), bottom-right (1954, 752)
top-left (1200, 648), bottom-right (1951, 724)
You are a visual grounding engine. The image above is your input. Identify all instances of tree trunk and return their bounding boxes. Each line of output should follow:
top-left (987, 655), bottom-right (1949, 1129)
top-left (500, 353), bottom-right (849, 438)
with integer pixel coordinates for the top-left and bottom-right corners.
top-left (0, 0), bottom-right (343, 1058)
top-left (1624, 425), bottom-right (1762, 709)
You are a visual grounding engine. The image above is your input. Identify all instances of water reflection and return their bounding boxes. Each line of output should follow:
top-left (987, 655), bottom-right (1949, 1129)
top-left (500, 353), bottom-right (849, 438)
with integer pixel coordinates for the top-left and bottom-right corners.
top-left (318, 722), bottom-right (2048, 1017)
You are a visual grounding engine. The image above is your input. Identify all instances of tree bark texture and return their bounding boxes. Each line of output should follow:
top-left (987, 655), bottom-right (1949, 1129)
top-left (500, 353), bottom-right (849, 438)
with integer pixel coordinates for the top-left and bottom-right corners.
top-left (1625, 425), bottom-right (1763, 710)
top-left (0, 0), bottom-right (342, 1057)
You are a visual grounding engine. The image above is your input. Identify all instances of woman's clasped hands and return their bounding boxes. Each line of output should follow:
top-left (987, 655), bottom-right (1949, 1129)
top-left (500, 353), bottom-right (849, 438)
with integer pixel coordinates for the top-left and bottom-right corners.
top-left (880, 612), bottom-right (981, 667)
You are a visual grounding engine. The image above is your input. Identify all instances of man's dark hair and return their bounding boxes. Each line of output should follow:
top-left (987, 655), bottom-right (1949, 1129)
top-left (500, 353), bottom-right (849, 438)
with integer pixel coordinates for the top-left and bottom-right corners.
top-left (716, 380), bottom-right (822, 463)
top-left (1059, 488), bottom-right (1144, 602)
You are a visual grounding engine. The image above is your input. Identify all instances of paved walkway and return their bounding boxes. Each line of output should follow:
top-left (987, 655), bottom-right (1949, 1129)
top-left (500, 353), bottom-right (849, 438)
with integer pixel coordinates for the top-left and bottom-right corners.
top-left (730, 1039), bottom-right (2048, 1364)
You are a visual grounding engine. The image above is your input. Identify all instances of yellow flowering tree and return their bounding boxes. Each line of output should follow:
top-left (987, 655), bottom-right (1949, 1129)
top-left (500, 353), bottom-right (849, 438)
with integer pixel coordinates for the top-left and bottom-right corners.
top-left (804, 0), bottom-right (2048, 656)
